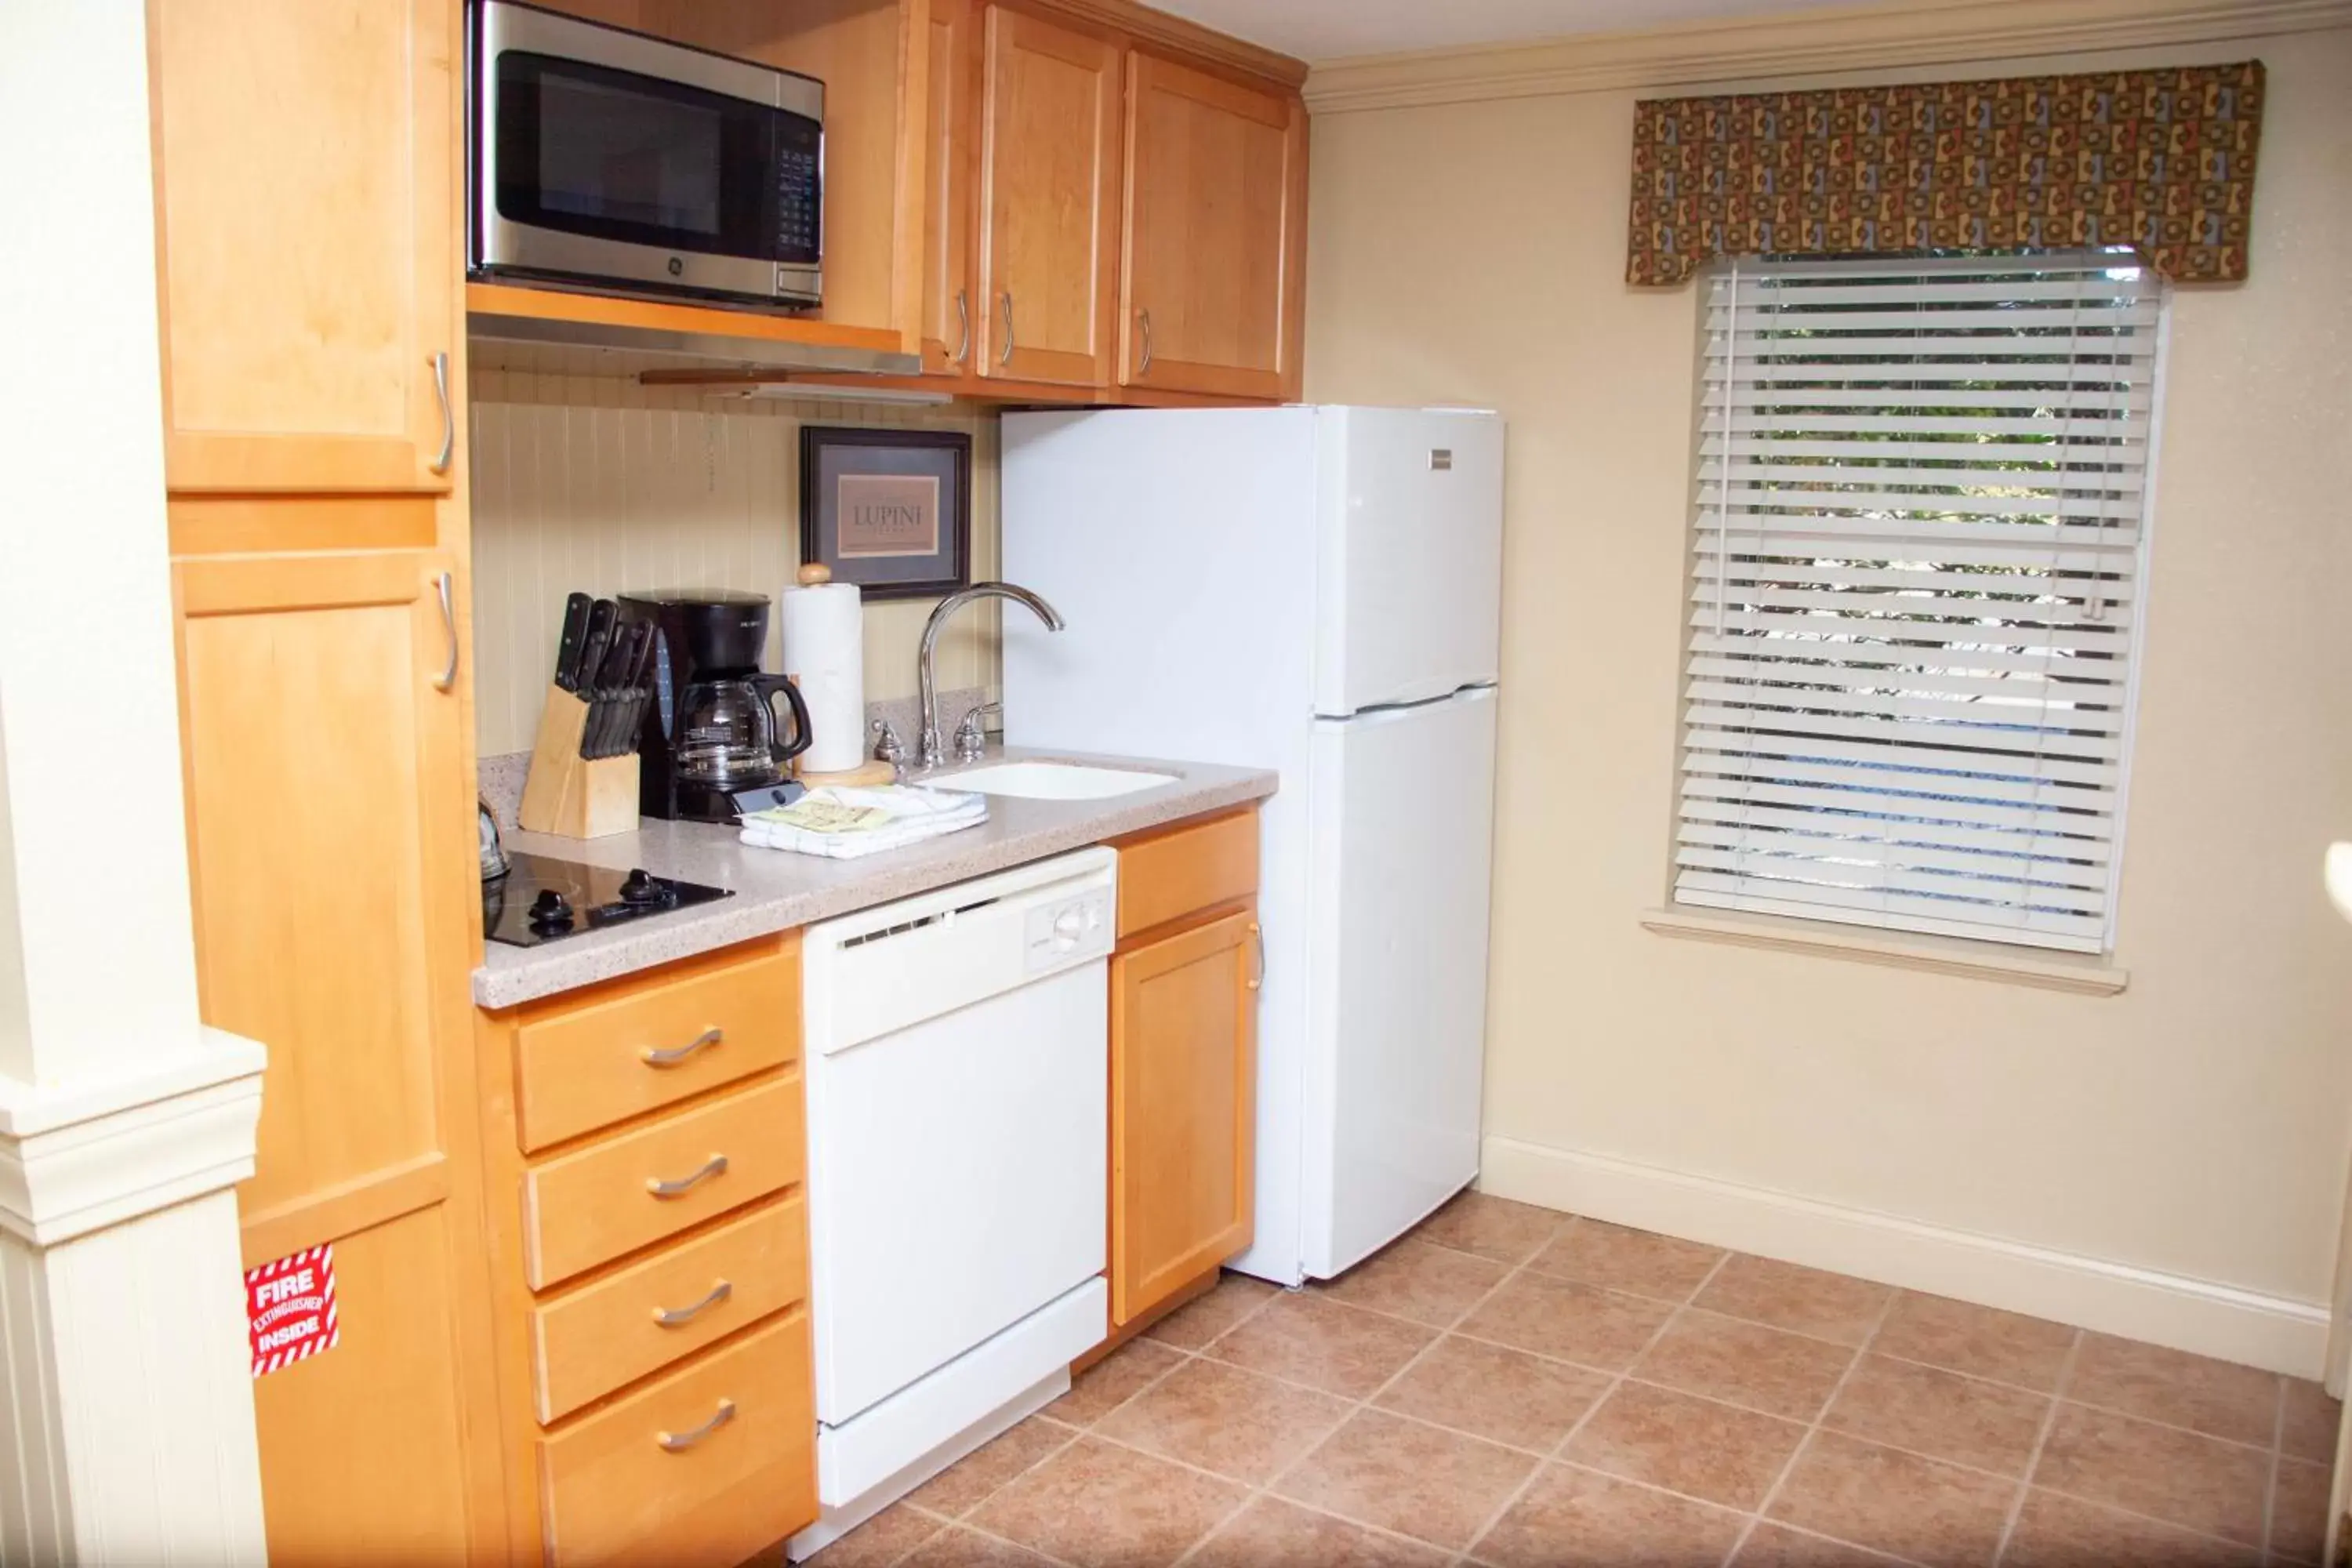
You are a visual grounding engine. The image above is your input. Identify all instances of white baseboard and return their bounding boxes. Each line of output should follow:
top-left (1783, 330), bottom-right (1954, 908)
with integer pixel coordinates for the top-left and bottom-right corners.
top-left (1479, 1134), bottom-right (2331, 1379)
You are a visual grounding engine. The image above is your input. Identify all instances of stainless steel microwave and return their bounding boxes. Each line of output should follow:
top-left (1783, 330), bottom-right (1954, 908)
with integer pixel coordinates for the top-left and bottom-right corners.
top-left (467, 0), bottom-right (822, 308)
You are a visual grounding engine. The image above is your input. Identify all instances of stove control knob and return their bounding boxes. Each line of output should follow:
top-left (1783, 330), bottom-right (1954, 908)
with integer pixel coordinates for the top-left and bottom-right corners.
top-left (619, 868), bottom-right (663, 906)
top-left (528, 889), bottom-right (574, 931)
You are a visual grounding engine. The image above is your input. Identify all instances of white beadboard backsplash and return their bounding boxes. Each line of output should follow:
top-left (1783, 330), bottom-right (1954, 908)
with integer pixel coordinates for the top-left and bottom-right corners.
top-left (468, 366), bottom-right (1003, 759)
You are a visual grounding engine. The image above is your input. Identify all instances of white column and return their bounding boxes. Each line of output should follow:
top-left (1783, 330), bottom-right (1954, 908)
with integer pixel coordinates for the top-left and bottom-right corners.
top-left (0, 3), bottom-right (268, 1564)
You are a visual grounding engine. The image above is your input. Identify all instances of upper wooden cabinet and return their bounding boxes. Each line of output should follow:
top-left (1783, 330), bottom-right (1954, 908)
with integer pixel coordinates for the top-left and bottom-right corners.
top-left (149, 0), bottom-right (459, 493)
top-left (1119, 53), bottom-right (1307, 400)
top-left (977, 5), bottom-right (1123, 387)
top-left (921, 0), bottom-right (981, 372)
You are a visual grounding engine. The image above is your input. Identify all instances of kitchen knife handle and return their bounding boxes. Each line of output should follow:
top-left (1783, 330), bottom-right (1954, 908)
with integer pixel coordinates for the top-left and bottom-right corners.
top-left (433, 572), bottom-right (459, 691)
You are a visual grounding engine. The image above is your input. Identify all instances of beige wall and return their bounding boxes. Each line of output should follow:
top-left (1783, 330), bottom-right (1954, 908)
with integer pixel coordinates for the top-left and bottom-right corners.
top-left (1305, 30), bottom-right (2352, 1323)
top-left (468, 367), bottom-right (1003, 758)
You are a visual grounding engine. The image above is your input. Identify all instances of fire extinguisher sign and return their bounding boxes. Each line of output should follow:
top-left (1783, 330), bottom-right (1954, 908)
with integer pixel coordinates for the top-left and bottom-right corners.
top-left (246, 1244), bottom-right (339, 1378)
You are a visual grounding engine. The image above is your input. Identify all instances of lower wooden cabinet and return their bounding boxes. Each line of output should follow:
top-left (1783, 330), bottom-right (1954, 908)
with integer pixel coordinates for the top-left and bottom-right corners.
top-left (475, 936), bottom-right (818, 1566)
top-left (1108, 890), bottom-right (1259, 1327)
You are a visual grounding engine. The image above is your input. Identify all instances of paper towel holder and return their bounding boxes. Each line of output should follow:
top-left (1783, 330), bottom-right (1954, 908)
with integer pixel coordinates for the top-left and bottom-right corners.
top-left (784, 561), bottom-right (895, 786)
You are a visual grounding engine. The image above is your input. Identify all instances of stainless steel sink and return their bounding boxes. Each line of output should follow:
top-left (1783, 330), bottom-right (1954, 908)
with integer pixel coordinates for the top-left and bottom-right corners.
top-left (935, 761), bottom-right (1176, 800)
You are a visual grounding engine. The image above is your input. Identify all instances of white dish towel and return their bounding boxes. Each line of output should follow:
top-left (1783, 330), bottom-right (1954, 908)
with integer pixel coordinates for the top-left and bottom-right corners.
top-left (739, 783), bottom-right (988, 859)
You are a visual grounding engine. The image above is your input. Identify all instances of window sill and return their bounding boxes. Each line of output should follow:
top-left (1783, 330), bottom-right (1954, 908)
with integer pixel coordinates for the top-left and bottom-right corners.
top-left (1639, 908), bottom-right (2129, 996)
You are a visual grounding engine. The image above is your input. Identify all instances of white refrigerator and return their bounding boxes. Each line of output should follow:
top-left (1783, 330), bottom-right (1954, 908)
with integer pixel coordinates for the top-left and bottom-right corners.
top-left (1001, 405), bottom-right (1504, 1284)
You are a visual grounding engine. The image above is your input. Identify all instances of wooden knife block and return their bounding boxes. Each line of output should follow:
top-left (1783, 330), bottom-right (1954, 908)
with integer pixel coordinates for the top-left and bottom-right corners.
top-left (517, 684), bottom-right (640, 840)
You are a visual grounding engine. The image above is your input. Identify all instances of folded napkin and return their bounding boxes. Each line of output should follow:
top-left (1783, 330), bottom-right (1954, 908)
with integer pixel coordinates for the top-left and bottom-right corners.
top-left (739, 783), bottom-right (987, 859)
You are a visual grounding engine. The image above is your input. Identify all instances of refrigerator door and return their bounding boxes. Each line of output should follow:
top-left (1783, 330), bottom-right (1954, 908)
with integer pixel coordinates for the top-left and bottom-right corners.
top-left (1313, 408), bottom-right (1504, 717)
top-left (1301, 684), bottom-right (1498, 1278)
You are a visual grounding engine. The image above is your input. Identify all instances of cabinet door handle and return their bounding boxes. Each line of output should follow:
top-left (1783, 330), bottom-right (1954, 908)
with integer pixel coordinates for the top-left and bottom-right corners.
top-left (432, 571), bottom-right (459, 691)
top-left (642, 1027), bottom-right (723, 1068)
top-left (998, 292), bottom-right (1015, 366)
top-left (651, 1279), bottom-right (733, 1328)
top-left (1247, 920), bottom-right (1265, 991)
top-left (656, 1399), bottom-right (736, 1452)
top-left (429, 350), bottom-right (455, 474)
top-left (953, 289), bottom-right (971, 365)
top-left (646, 1154), bottom-right (728, 1199)
top-left (1138, 307), bottom-right (1153, 376)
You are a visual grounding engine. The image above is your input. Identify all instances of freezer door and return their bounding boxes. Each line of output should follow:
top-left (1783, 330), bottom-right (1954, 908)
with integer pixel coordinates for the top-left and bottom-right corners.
top-left (1301, 685), bottom-right (1498, 1278)
top-left (1313, 408), bottom-right (1504, 717)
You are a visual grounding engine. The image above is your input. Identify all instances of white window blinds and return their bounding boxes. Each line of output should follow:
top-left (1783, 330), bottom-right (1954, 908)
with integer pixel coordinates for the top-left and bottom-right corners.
top-left (1675, 253), bottom-right (2163, 953)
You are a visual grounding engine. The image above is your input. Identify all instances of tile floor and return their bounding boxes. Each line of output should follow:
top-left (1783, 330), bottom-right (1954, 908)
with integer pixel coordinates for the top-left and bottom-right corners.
top-left (807, 1193), bottom-right (2341, 1567)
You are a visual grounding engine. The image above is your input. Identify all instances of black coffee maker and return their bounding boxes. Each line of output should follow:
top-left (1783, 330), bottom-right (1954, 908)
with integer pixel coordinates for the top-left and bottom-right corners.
top-left (619, 590), bottom-right (814, 822)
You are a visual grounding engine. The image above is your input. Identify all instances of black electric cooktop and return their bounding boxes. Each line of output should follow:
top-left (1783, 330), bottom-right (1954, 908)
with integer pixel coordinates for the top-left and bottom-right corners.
top-left (484, 851), bottom-right (732, 948)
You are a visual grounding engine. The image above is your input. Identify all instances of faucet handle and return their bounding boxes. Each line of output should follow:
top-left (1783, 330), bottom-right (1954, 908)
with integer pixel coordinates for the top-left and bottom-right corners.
top-left (870, 717), bottom-right (906, 764)
top-left (953, 702), bottom-right (1002, 763)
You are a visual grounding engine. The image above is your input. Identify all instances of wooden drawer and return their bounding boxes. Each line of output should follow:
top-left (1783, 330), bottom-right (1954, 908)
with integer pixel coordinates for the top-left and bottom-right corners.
top-left (537, 1311), bottom-right (815, 1568)
top-left (523, 1077), bottom-right (804, 1290)
top-left (515, 941), bottom-right (799, 1152)
top-left (1115, 808), bottom-right (1259, 938)
top-left (532, 1198), bottom-right (808, 1424)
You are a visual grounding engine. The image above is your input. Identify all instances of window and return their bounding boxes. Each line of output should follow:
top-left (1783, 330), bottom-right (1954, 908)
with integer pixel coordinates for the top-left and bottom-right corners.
top-left (1674, 253), bottom-right (2163, 954)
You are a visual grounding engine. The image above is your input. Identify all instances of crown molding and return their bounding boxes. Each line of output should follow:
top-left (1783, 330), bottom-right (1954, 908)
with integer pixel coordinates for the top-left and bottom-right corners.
top-left (1301, 0), bottom-right (2351, 114)
top-left (1022, 0), bottom-right (1309, 87)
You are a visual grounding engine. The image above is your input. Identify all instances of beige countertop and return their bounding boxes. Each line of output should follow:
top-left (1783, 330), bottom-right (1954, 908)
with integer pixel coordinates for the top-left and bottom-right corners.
top-left (473, 748), bottom-right (1276, 1010)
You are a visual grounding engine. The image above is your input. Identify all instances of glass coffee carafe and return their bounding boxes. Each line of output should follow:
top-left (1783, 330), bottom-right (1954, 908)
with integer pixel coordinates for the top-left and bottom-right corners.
top-left (673, 672), bottom-right (812, 789)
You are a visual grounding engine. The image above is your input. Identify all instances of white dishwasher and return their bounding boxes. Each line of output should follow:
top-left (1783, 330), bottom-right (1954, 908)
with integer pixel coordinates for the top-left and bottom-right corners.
top-left (789, 848), bottom-right (1116, 1559)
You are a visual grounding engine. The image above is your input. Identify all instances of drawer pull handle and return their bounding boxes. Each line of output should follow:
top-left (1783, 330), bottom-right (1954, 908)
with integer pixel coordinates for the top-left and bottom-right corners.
top-left (652, 1279), bottom-right (734, 1328)
top-left (642, 1027), bottom-right (723, 1068)
top-left (656, 1399), bottom-right (737, 1453)
top-left (646, 1154), bottom-right (728, 1199)
top-left (1247, 921), bottom-right (1265, 991)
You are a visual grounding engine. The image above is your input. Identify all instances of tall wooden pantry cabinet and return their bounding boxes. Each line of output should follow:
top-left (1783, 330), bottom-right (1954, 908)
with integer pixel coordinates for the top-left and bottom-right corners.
top-left (148, 0), bottom-right (506, 1558)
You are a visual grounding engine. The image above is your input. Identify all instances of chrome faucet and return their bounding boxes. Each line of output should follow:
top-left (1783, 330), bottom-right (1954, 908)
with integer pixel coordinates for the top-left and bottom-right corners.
top-left (916, 582), bottom-right (1065, 770)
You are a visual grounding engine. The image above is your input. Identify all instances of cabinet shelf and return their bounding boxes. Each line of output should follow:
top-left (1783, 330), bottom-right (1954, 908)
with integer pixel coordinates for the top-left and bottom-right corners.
top-left (465, 282), bottom-right (920, 377)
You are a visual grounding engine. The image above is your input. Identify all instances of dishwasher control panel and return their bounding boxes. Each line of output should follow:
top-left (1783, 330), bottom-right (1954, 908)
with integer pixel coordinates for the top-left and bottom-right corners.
top-left (1024, 886), bottom-right (1113, 972)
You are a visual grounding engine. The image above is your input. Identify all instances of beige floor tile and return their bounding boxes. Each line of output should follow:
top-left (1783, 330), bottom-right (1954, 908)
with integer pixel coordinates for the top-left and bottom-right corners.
top-left (1820, 1353), bottom-right (2051, 1475)
top-left (1050, 1339), bottom-right (1186, 1426)
top-left (1526, 1218), bottom-right (1726, 1302)
top-left (1635, 1308), bottom-right (1857, 1421)
top-left (1473, 1463), bottom-right (1746, 1568)
top-left (2030, 1401), bottom-right (2268, 1546)
top-left (1275, 1408), bottom-right (1538, 1550)
top-left (1767, 1431), bottom-right (2016, 1567)
top-left (1561, 1379), bottom-right (1806, 1510)
top-left (1871, 1293), bottom-right (2074, 1392)
top-left (2067, 1332), bottom-right (2281, 1448)
top-left (967, 1436), bottom-right (1247, 1568)
top-left (1374, 1334), bottom-right (1612, 1452)
top-left (896, 1526), bottom-right (1062, 1568)
top-left (1695, 1255), bottom-right (1893, 1348)
top-left (909, 1418), bottom-right (1078, 1518)
top-left (1203, 1291), bottom-right (1436, 1399)
top-left (1457, 1272), bottom-right (1675, 1372)
top-left (1730, 1522), bottom-right (1906, 1566)
top-left (1316, 1238), bottom-right (1510, 1327)
top-left (1094, 1357), bottom-right (1349, 1484)
top-left (803, 1503), bottom-right (942, 1568)
top-left (1410, 1191), bottom-right (1566, 1265)
top-left (2000, 1487), bottom-right (2259, 1568)
top-left (1142, 1272), bottom-right (1277, 1352)
top-left (1189, 1495), bottom-right (1450, 1568)
top-left (2272, 1456), bottom-right (2331, 1565)
top-left (2280, 1377), bottom-right (2342, 1465)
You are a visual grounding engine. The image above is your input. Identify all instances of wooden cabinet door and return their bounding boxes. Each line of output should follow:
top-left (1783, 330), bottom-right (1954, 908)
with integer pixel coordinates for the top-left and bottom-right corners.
top-left (174, 549), bottom-right (502, 1563)
top-left (1119, 53), bottom-right (1306, 400)
top-left (1109, 906), bottom-right (1258, 1325)
top-left (150, 0), bottom-right (459, 493)
top-left (920, 0), bottom-right (980, 374)
top-left (976, 5), bottom-right (1120, 387)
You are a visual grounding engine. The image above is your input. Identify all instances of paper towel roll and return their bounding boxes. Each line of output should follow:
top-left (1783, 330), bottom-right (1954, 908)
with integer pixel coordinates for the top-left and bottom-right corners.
top-left (781, 575), bottom-right (866, 774)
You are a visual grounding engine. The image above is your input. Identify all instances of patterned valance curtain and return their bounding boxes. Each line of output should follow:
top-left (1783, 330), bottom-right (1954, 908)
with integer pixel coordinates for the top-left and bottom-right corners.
top-left (1627, 61), bottom-right (2265, 285)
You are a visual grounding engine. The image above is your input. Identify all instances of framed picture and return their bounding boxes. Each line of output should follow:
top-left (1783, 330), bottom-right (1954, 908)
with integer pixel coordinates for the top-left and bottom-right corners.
top-left (799, 426), bottom-right (972, 601)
